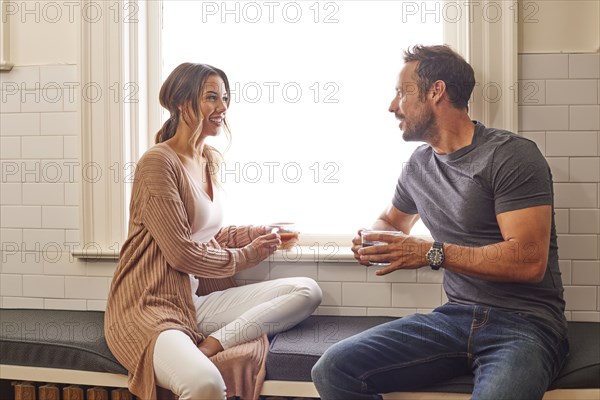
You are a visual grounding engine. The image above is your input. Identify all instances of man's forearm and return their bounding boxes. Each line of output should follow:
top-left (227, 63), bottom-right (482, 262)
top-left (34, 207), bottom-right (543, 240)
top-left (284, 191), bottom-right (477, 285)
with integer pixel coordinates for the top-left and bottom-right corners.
top-left (441, 239), bottom-right (548, 283)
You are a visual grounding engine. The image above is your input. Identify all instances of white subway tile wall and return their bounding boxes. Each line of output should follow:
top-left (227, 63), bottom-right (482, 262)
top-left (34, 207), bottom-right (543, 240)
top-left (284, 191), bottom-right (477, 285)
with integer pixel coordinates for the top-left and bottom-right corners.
top-left (546, 80), bottom-right (598, 105)
top-left (519, 54), bottom-right (569, 79)
top-left (317, 281), bottom-right (342, 307)
top-left (559, 260), bottom-right (572, 285)
top-left (22, 275), bottom-right (65, 298)
top-left (571, 312), bottom-right (600, 322)
top-left (572, 261), bottom-right (600, 286)
top-left (44, 298), bottom-right (87, 311)
top-left (546, 131), bottom-right (598, 157)
top-left (554, 208), bottom-right (569, 234)
top-left (569, 158), bottom-right (600, 183)
top-left (343, 282), bottom-right (391, 307)
top-left (0, 183), bottom-right (21, 205)
top-left (570, 209), bottom-right (600, 235)
top-left (43, 253), bottom-right (87, 276)
top-left (1, 113), bottom-right (40, 136)
top-left (0, 137), bottom-right (20, 158)
top-left (0, 274), bottom-right (23, 297)
top-left (392, 283), bottom-right (442, 308)
top-left (546, 157), bottom-right (569, 183)
top-left (520, 131), bottom-right (546, 153)
top-left (554, 183), bottom-right (598, 208)
top-left (557, 235), bottom-right (598, 260)
top-left (520, 106), bottom-right (569, 131)
top-left (318, 263), bottom-right (366, 282)
top-left (569, 106), bottom-right (600, 131)
top-left (316, 306), bottom-right (367, 316)
top-left (564, 286), bottom-right (598, 311)
top-left (40, 112), bottom-right (78, 136)
top-left (518, 80), bottom-right (546, 105)
top-left (270, 262), bottom-right (318, 280)
top-left (87, 300), bottom-right (108, 311)
top-left (569, 54), bottom-right (600, 79)
top-left (517, 53), bottom-right (600, 318)
top-left (0, 58), bottom-right (598, 320)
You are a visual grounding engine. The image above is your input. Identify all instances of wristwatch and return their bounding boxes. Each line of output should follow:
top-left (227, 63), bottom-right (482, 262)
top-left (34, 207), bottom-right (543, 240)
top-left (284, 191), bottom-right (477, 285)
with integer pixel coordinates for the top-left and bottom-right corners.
top-left (426, 242), bottom-right (445, 270)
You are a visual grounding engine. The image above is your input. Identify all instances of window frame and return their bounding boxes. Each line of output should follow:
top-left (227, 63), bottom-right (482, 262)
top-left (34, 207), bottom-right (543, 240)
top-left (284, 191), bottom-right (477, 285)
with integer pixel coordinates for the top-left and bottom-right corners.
top-left (0, 0), bottom-right (14, 71)
top-left (75, 0), bottom-right (517, 258)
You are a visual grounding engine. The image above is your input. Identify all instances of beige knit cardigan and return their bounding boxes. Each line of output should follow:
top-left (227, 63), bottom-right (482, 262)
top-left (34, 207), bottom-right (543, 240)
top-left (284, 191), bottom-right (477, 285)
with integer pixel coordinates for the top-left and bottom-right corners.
top-left (105, 143), bottom-right (267, 399)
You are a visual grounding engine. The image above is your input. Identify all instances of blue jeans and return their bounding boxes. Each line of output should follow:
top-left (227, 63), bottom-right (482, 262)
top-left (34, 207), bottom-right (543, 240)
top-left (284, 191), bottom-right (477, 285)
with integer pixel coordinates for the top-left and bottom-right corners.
top-left (311, 303), bottom-right (569, 400)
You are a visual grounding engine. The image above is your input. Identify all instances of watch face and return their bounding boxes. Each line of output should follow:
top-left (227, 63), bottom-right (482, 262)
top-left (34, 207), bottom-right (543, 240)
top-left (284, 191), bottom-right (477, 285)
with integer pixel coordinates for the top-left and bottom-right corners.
top-left (429, 249), bottom-right (444, 265)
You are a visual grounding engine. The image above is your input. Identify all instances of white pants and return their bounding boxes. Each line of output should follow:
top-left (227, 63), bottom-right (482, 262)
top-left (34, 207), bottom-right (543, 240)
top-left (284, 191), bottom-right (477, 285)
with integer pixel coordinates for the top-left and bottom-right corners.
top-left (153, 277), bottom-right (322, 399)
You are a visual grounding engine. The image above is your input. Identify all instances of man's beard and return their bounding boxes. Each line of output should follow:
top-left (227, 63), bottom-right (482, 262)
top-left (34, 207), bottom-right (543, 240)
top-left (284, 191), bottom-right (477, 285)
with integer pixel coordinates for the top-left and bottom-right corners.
top-left (401, 105), bottom-right (437, 143)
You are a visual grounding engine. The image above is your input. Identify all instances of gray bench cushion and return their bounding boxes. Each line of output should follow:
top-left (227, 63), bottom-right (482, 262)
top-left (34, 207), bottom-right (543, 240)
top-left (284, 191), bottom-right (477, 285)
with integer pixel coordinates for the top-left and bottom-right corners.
top-left (1, 309), bottom-right (598, 392)
top-left (0, 309), bottom-right (126, 375)
top-left (266, 315), bottom-right (395, 381)
top-left (266, 315), bottom-right (600, 392)
top-left (551, 322), bottom-right (600, 389)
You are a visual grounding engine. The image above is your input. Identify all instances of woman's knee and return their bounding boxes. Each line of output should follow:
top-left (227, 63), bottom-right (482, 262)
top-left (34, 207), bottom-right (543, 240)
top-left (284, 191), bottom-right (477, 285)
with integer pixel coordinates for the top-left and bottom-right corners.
top-left (292, 277), bottom-right (323, 309)
top-left (183, 373), bottom-right (226, 400)
top-left (154, 330), bottom-right (227, 400)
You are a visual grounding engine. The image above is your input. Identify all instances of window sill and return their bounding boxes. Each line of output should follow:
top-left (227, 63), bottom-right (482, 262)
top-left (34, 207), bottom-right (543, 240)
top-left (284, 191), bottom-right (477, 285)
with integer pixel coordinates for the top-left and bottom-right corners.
top-left (72, 245), bottom-right (356, 262)
top-left (72, 249), bottom-right (120, 260)
top-left (72, 235), bottom-right (432, 263)
top-left (271, 245), bottom-right (356, 263)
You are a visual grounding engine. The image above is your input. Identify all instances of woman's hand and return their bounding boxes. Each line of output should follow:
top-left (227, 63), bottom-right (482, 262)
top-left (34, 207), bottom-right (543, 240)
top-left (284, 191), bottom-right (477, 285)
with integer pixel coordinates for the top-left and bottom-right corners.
top-left (244, 232), bottom-right (281, 265)
top-left (254, 225), bottom-right (274, 235)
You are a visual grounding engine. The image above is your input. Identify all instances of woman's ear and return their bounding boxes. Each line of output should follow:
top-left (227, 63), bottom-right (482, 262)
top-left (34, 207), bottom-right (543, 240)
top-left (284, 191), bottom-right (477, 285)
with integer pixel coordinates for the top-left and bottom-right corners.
top-left (179, 102), bottom-right (198, 128)
top-left (178, 102), bottom-right (188, 116)
top-left (178, 104), bottom-right (188, 127)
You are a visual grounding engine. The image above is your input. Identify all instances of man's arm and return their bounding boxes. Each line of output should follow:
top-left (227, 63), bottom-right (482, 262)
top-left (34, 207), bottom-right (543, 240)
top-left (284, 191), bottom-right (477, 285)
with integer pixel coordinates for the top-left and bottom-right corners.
top-left (372, 203), bottom-right (421, 234)
top-left (360, 205), bottom-right (551, 283)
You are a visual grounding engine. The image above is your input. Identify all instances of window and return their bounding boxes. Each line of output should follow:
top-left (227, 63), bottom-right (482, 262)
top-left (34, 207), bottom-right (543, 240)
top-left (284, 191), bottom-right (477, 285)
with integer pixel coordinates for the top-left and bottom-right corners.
top-left (161, 1), bottom-right (444, 236)
top-left (77, 0), bottom-right (517, 256)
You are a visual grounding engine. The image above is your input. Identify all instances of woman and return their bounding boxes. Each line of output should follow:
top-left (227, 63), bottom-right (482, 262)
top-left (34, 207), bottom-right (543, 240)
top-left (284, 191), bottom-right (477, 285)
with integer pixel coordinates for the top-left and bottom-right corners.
top-left (104, 63), bottom-right (322, 400)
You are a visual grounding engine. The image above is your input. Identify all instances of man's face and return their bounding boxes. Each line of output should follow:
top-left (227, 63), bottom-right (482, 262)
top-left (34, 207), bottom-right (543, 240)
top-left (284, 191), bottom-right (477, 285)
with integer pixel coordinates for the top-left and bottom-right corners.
top-left (388, 61), bottom-right (436, 143)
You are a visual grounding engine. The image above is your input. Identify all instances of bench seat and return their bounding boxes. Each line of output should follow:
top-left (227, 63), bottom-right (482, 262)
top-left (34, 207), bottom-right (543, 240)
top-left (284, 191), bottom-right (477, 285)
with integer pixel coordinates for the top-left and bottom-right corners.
top-left (1, 309), bottom-right (599, 399)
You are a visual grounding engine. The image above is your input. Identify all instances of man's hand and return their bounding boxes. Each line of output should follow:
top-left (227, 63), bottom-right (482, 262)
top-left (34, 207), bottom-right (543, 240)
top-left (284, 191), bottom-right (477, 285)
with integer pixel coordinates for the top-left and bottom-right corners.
top-left (358, 232), bottom-right (431, 276)
top-left (351, 229), bottom-right (371, 266)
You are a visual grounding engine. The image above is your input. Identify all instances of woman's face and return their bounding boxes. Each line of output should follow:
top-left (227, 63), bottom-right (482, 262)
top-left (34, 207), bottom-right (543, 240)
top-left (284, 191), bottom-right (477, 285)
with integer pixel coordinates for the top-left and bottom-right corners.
top-left (198, 74), bottom-right (229, 137)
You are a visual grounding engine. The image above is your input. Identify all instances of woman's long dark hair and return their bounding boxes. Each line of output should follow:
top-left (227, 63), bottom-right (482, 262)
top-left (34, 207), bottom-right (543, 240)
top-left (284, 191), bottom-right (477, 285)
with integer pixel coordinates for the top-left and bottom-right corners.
top-left (155, 63), bottom-right (232, 186)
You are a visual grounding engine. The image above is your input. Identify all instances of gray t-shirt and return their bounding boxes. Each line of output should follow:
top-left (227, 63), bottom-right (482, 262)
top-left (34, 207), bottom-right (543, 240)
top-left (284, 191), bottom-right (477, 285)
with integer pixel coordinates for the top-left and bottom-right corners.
top-left (392, 121), bottom-right (567, 337)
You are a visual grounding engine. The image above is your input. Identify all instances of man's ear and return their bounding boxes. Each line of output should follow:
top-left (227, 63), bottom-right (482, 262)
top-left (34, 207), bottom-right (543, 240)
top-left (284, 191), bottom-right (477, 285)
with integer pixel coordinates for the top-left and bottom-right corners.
top-left (431, 80), bottom-right (446, 103)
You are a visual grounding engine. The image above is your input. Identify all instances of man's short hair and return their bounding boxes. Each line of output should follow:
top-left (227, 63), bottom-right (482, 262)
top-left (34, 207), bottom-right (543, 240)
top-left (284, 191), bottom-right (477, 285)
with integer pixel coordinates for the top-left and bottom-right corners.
top-left (403, 45), bottom-right (475, 110)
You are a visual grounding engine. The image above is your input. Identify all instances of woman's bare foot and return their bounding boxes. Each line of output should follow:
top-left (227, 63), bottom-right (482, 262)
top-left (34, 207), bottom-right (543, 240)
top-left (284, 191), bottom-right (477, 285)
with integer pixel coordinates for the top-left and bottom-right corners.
top-left (198, 336), bottom-right (224, 358)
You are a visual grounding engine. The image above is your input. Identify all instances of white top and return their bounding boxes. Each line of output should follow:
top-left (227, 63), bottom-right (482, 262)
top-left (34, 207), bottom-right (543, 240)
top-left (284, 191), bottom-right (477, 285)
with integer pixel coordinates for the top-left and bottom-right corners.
top-left (182, 168), bottom-right (224, 308)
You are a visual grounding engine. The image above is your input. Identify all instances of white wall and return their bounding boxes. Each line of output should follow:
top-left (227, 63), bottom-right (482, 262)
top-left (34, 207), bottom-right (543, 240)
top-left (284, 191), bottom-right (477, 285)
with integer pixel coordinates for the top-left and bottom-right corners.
top-left (7, 0), bottom-right (79, 65)
top-left (517, 0), bottom-right (600, 321)
top-left (519, 0), bottom-right (600, 53)
top-left (519, 53), bottom-right (600, 320)
top-left (0, 1), bottom-right (599, 320)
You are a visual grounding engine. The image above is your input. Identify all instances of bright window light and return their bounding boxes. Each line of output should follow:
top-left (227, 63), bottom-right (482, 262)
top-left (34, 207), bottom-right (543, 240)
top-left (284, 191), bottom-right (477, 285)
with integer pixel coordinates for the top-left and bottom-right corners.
top-left (162, 1), bottom-right (443, 235)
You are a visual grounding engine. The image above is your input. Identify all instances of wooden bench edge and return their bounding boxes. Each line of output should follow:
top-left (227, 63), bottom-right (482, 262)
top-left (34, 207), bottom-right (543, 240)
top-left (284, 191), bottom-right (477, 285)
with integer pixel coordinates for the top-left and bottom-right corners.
top-left (2, 364), bottom-right (599, 399)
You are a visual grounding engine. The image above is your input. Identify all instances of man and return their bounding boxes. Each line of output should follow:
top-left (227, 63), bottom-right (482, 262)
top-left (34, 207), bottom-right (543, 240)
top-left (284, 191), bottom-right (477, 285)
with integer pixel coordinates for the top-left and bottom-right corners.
top-left (311, 45), bottom-right (568, 400)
